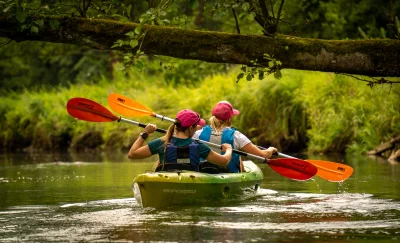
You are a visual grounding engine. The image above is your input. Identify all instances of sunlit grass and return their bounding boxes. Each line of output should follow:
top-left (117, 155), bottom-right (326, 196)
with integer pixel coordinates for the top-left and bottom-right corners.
top-left (0, 63), bottom-right (399, 154)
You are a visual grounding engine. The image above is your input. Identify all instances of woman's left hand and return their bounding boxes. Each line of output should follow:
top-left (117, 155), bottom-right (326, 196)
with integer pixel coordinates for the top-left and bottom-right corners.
top-left (144, 123), bottom-right (157, 134)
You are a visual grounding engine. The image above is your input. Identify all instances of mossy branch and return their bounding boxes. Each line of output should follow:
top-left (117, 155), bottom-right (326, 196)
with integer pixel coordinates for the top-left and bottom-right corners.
top-left (1, 16), bottom-right (400, 77)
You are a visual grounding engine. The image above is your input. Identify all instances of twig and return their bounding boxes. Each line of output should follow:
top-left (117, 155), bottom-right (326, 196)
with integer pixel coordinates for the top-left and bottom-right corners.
top-left (231, 7), bottom-right (240, 34)
top-left (0, 39), bottom-right (12, 48)
top-left (337, 73), bottom-right (400, 94)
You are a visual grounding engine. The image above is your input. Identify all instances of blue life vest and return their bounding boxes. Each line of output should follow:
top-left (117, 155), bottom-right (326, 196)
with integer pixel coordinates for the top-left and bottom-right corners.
top-left (164, 138), bottom-right (201, 171)
top-left (199, 125), bottom-right (240, 173)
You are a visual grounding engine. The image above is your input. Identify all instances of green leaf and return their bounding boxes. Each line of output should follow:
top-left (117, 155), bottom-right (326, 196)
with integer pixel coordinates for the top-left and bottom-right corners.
top-left (3, 3), bottom-right (14, 13)
top-left (129, 39), bottom-right (139, 48)
top-left (16, 7), bottom-right (27, 23)
top-left (285, 46), bottom-right (289, 50)
top-left (111, 39), bottom-right (124, 48)
top-left (134, 60), bottom-right (144, 71)
top-left (274, 70), bottom-right (282, 80)
top-left (127, 4), bottom-right (132, 18)
top-left (240, 66), bottom-right (246, 72)
top-left (49, 19), bottom-right (60, 30)
top-left (134, 27), bottom-right (142, 35)
top-left (125, 31), bottom-right (135, 37)
top-left (247, 12), bottom-right (256, 21)
top-left (236, 73), bottom-right (244, 83)
top-left (242, 2), bottom-right (250, 11)
top-left (31, 26), bottom-right (38, 34)
top-left (246, 74), bottom-right (253, 81)
top-left (268, 61), bottom-right (274, 68)
top-left (258, 71), bottom-right (265, 80)
top-left (34, 19), bottom-right (44, 27)
top-left (147, 8), bottom-right (155, 15)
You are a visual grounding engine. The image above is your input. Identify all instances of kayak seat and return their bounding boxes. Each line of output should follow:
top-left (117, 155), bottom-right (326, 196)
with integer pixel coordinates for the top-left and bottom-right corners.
top-left (199, 162), bottom-right (230, 174)
top-left (154, 163), bottom-right (197, 172)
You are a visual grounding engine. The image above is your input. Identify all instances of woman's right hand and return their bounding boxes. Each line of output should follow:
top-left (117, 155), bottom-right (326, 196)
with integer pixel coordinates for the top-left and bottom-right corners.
top-left (143, 123), bottom-right (157, 134)
top-left (264, 146), bottom-right (278, 159)
top-left (221, 143), bottom-right (232, 153)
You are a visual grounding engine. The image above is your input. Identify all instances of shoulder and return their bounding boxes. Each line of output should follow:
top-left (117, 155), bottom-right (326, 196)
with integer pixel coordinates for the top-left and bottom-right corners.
top-left (197, 141), bottom-right (211, 150)
top-left (233, 129), bottom-right (247, 137)
top-left (193, 129), bottom-right (202, 139)
top-left (233, 130), bottom-right (252, 147)
top-left (148, 138), bottom-right (164, 147)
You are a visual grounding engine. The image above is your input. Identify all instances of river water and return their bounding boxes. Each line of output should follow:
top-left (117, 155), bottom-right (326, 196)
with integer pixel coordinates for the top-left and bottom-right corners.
top-left (0, 151), bottom-right (399, 242)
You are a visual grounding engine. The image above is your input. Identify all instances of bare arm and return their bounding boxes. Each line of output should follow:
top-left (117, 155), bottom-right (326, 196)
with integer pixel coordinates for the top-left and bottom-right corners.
top-left (205, 143), bottom-right (232, 166)
top-left (128, 143), bottom-right (152, 159)
top-left (241, 143), bottom-right (277, 159)
top-left (127, 124), bottom-right (157, 160)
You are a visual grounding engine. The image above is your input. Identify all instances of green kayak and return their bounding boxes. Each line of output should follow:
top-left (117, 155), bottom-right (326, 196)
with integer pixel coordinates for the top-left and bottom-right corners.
top-left (132, 160), bottom-right (264, 208)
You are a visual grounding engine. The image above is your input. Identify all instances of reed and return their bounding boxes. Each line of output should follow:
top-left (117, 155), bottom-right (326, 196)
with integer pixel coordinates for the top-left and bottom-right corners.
top-left (0, 62), bottom-right (398, 154)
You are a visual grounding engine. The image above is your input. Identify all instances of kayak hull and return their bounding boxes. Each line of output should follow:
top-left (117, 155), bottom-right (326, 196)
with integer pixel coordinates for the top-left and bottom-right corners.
top-left (132, 160), bottom-right (263, 208)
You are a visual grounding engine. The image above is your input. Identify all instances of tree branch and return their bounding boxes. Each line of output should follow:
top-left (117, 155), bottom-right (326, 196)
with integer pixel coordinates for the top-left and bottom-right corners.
top-left (259, 0), bottom-right (271, 22)
top-left (276, 0), bottom-right (285, 24)
top-left (1, 16), bottom-right (399, 77)
top-left (231, 7), bottom-right (240, 34)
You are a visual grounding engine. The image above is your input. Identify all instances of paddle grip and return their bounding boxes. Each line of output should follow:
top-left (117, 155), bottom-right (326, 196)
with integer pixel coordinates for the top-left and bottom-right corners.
top-left (257, 146), bottom-right (297, 159)
top-left (137, 123), bottom-right (167, 134)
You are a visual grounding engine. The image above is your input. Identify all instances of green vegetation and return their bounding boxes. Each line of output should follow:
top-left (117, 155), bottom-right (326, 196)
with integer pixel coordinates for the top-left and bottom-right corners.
top-left (0, 0), bottom-right (399, 154)
top-left (1, 61), bottom-right (398, 154)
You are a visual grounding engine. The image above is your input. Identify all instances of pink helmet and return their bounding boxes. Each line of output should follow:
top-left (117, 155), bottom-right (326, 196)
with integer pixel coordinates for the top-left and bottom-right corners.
top-left (176, 109), bottom-right (206, 128)
top-left (212, 101), bottom-right (240, 121)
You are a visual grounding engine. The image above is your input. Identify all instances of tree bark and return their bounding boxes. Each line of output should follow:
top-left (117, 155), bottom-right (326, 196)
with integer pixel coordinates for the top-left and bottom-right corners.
top-left (1, 16), bottom-right (400, 77)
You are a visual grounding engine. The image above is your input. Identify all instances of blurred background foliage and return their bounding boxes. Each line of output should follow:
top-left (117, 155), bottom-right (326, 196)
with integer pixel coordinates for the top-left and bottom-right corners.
top-left (0, 0), bottom-right (399, 154)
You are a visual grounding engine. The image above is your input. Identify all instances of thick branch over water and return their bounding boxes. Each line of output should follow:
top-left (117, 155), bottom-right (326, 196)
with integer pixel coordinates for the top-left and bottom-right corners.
top-left (1, 16), bottom-right (400, 77)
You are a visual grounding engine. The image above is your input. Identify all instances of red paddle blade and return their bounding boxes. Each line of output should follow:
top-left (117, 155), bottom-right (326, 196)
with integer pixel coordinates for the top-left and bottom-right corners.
top-left (267, 158), bottom-right (318, 181)
top-left (66, 98), bottom-right (119, 122)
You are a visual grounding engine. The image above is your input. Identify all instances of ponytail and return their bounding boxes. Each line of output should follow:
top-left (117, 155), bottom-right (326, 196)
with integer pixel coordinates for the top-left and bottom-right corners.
top-left (209, 116), bottom-right (232, 135)
top-left (161, 123), bottom-right (176, 145)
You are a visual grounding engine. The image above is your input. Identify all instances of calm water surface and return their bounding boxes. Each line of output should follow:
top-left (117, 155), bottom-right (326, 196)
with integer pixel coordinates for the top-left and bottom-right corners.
top-left (0, 151), bottom-right (399, 242)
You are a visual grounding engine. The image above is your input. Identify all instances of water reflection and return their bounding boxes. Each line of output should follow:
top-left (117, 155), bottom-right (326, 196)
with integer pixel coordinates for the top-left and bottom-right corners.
top-left (0, 150), bottom-right (134, 166)
top-left (1, 192), bottom-right (399, 242)
top-left (0, 152), bottom-right (399, 242)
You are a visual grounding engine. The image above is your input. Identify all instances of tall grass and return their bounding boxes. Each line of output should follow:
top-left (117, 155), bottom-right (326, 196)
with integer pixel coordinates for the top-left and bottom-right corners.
top-left (0, 62), bottom-right (399, 154)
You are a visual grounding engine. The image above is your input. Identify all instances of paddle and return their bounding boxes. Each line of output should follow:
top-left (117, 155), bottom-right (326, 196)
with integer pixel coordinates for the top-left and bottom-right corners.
top-left (68, 97), bottom-right (317, 181)
top-left (106, 94), bottom-right (321, 180)
top-left (107, 93), bottom-right (354, 182)
top-left (258, 146), bottom-right (354, 182)
top-left (108, 93), bottom-right (175, 122)
top-left (66, 97), bottom-right (166, 133)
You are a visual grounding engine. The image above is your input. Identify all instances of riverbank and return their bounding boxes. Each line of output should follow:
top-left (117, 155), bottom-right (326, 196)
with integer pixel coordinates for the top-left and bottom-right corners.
top-left (0, 68), bottom-right (399, 154)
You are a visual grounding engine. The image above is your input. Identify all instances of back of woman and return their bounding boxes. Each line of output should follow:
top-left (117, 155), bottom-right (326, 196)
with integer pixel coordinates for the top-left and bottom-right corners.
top-left (193, 101), bottom-right (277, 173)
top-left (127, 109), bottom-right (233, 172)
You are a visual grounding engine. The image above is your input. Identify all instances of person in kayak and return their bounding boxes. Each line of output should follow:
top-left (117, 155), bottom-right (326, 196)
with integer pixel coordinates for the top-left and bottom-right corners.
top-left (193, 101), bottom-right (278, 173)
top-left (127, 109), bottom-right (233, 172)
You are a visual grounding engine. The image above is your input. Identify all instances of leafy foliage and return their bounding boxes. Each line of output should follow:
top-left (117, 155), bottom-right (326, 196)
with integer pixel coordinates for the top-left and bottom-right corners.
top-left (0, 0), bottom-right (399, 154)
top-left (1, 65), bottom-right (398, 153)
top-left (0, 38), bottom-right (112, 92)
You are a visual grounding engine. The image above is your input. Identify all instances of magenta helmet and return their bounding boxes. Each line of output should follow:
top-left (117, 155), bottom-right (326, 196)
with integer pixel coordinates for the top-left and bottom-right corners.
top-left (176, 109), bottom-right (206, 128)
top-left (212, 101), bottom-right (240, 121)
